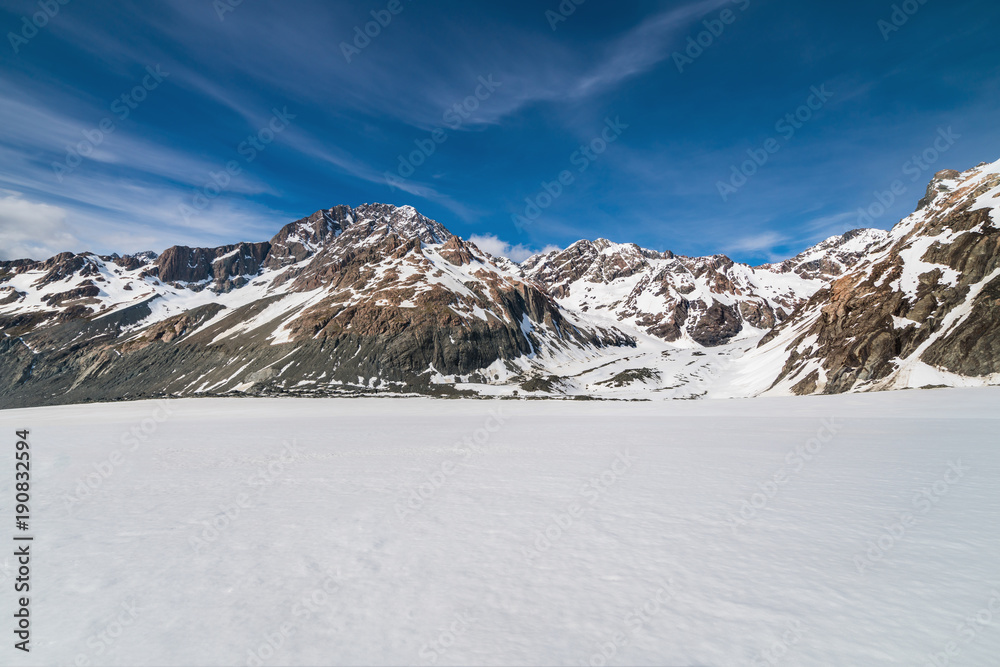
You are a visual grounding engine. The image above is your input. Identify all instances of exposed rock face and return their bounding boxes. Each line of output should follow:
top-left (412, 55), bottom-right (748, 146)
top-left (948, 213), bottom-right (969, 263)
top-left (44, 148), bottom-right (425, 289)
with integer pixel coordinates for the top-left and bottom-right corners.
top-left (264, 207), bottom-right (348, 268)
top-left (759, 228), bottom-right (890, 281)
top-left (155, 242), bottom-right (271, 290)
top-left (42, 282), bottom-right (100, 307)
top-left (518, 235), bottom-right (872, 346)
top-left (0, 204), bottom-right (632, 407)
top-left (111, 251), bottom-right (158, 271)
top-left (750, 162), bottom-right (1000, 395)
top-left (437, 236), bottom-right (477, 266)
top-left (918, 169), bottom-right (962, 209)
top-left (689, 302), bottom-right (742, 347)
top-left (2, 159), bottom-right (999, 407)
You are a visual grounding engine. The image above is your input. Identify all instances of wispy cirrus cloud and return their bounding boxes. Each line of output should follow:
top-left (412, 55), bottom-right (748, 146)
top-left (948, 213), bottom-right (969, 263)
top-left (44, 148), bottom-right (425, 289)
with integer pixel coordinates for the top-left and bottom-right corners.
top-left (722, 231), bottom-right (790, 262)
top-left (566, 0), bottom-right (731, 99)
top-left (1, 0), bottom-right (998, 265)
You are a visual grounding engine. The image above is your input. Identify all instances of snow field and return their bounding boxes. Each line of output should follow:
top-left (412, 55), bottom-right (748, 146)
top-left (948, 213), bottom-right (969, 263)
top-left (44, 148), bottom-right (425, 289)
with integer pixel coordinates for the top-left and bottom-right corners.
top-left (1, 388), bottom-right (999, 665)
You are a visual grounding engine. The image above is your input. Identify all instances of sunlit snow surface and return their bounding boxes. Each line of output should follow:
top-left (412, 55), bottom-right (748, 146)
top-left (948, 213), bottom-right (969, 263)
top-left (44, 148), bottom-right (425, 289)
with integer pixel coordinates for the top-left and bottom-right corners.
top-left (3, 389), bottom-right (1000, 666)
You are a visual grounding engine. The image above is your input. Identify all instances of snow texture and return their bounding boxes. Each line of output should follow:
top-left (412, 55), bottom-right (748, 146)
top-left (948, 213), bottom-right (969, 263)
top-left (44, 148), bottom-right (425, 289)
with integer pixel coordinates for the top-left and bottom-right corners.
top-left (3, 388), bottom-right (999, 666)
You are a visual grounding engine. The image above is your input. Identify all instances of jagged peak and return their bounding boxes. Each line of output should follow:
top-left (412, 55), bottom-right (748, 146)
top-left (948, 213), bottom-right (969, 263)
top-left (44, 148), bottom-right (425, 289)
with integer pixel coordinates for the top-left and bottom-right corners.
top-left (538, 237), bottom-right (668, 261)
top-left (349, 203), bottom-right (453, 245)
top-left (891, 159), bottom-right (1000, 241)
top-left (756, 228), bottom-right (890, 280)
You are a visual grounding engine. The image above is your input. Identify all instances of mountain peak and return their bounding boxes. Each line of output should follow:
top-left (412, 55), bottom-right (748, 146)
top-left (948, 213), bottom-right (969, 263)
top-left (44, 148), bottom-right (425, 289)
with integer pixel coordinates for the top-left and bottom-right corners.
top-left (3, 159), bottom-right (1000, 404)
top-left (760, 228), bottom-right (891, 280)
top-left (348, 203), bottom-right (453, 245)
top-left (264, 203), bottom-right (453, 270)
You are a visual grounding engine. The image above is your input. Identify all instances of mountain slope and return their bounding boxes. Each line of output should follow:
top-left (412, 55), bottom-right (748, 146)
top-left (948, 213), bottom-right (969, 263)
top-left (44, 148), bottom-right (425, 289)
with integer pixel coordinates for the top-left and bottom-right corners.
top-left (0, 205), bottom-right (633, 407)
top-left (519, 230), bottom-right (887, 348)
top-left (727, 160), bottom-right (1000, 396)
top-left (2, 159), bottom-right (999, 407)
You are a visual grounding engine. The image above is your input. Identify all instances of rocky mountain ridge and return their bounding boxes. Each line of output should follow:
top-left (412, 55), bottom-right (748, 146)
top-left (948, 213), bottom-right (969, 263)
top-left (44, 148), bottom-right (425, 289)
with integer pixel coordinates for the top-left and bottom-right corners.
top-left (2, 159), bottom-right (999, 407)
top-left (518, 228), bottom-right (889, 348)
top-left (726, 160), bottom-right (1000, 396)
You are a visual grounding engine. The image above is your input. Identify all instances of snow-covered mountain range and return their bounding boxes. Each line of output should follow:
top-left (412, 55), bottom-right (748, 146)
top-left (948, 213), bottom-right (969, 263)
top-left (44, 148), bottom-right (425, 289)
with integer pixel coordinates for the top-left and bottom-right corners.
top-left (2, 159), bottom-right (998, 407)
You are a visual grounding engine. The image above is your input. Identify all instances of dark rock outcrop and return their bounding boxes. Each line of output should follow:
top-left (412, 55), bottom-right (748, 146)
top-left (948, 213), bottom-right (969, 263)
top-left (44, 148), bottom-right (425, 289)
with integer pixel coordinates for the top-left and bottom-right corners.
top-left (155, 242), bottom-right (271, 290)
top-left (758, 164), bottom-right (1000, 394)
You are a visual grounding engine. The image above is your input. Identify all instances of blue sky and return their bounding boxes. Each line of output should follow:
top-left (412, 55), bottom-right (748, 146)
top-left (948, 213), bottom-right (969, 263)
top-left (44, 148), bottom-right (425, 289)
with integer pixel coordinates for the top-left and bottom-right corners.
top-left (1, 0), bottom-right (998, 263)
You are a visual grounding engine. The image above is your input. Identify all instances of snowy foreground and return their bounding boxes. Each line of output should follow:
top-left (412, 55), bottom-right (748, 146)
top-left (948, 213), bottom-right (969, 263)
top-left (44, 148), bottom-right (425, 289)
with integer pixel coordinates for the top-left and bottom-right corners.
top-left (3, 389), bottom-right (1000, 666)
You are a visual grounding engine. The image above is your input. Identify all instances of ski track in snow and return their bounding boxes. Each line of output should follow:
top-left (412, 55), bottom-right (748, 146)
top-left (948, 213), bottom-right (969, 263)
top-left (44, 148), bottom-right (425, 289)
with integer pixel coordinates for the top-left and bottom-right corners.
top-left (2, 389), bottom-right (999, 666)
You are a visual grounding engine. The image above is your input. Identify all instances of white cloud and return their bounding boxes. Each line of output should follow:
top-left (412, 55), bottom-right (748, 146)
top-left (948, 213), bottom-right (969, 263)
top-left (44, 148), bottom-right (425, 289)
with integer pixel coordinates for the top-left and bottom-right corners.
top-left (722, 231), bottom-right (789, 262)
top-left (0, 195), bottom-right (81, 261)
top-left (468, 234), bottom-right (561, 263)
